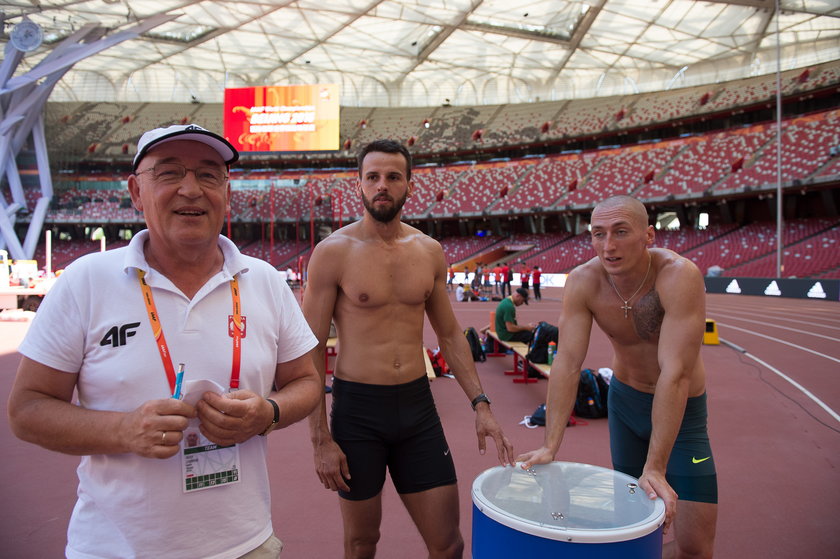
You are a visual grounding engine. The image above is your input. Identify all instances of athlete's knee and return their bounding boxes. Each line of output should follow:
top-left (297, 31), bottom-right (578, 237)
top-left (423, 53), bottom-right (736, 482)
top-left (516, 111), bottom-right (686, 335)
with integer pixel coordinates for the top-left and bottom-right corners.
top-left (345, 532), bottom-right (380, 559)
top-left (672, 523), bottom-right (715, 559)
top-left (672, 541), bottom-right (714, 559)
top-left (428, 533), bottom-right (464, 559)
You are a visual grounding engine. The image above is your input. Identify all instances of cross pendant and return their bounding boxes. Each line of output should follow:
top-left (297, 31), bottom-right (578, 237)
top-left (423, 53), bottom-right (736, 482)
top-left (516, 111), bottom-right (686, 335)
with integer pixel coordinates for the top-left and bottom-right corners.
top-left (621, 302), bottom-right (632, 318)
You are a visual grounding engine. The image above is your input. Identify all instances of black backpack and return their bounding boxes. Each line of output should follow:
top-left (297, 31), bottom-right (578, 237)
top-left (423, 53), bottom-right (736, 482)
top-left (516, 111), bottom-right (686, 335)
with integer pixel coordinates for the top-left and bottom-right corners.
top-left (526, 321), bottom-right (559, 364)
top-left (528, 403), bottom-right (546, 426)
top-left (574, 369), bottom-right (609, 418)
top-left (464, 327), bottom-right (486, 362)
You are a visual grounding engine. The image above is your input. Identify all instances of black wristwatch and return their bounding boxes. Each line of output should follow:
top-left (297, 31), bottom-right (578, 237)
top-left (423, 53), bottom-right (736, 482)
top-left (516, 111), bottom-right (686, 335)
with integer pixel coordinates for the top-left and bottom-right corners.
top-left (471, 393), bottom-right (491, 411)
top-left (259, 398), bottom-right (280, 436)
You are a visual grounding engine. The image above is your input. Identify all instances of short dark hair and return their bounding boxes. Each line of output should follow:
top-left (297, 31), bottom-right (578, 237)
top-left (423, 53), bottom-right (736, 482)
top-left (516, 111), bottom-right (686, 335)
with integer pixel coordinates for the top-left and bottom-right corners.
top-left (357, 139), bottom-right (412, 180)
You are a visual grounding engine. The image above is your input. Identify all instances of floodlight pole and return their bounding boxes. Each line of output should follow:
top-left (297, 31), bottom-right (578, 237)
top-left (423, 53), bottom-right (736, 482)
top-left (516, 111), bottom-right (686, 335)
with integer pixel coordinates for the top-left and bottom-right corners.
top-left (332, 189), bottom-right (343, 229)
top-left (309, 189), bottom-right (316, 255)
top-left (774, 0), bottom-right (783, 278)
top-left (269, 181), bottom-right (275, 266)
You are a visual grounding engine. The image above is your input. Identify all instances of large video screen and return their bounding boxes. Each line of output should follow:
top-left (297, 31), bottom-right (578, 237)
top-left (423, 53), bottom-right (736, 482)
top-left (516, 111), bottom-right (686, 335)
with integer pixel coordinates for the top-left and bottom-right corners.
top-left (224, 84), bottom-right (340, 153)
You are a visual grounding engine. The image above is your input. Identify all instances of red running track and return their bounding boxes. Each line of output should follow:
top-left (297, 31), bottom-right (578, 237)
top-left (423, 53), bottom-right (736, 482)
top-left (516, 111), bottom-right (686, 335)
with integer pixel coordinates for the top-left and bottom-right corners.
top-left (1, 288), bottom-right (838, 558)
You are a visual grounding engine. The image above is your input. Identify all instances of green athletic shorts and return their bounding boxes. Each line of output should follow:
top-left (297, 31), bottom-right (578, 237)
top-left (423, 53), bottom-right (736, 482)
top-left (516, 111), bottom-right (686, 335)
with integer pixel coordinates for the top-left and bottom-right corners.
top-left (608, 375), bottom-right (718, 504)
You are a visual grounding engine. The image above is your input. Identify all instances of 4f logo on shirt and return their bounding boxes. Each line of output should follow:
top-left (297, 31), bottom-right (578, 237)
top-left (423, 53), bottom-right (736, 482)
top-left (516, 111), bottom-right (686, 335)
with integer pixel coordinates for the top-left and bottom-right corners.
top-left (229, 315), bottom-right (247, 338)
top-left (100, 322), bottom-right (140, 347)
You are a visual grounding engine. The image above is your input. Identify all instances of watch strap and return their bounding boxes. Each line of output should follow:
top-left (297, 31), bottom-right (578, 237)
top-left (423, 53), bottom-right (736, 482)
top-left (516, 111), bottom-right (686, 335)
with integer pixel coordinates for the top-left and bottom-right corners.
top-left (470, 393), bottom-right (491, 410)
top-left (259, 398), bottom-right (280, 436)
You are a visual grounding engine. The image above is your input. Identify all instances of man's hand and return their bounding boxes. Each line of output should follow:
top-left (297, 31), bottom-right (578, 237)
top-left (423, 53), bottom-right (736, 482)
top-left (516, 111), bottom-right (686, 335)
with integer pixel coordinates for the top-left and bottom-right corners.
top-left (313, 438), bottom-right (351, 492)
top-left (119, 398), bottom-right (196, 459)
top-left (638, 468), bottom-right (677, 534)
top-left (475, 408), bottom-right (515, 466)
top-left (515, 446), bottom-right (555, 470)
top-left (196, 390), bottom-right (272, 445)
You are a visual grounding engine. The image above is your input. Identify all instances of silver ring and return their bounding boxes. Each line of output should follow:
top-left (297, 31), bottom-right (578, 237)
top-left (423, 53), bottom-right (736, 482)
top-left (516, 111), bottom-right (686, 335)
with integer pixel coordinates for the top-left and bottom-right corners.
top-left (162, 431), bottom-right (167, 444)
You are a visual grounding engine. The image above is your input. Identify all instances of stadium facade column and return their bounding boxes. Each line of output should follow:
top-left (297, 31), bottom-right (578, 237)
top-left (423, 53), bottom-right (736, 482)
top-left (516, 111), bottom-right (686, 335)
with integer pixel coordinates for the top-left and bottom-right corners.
top-left (0, 14), bottom-right (176, 260)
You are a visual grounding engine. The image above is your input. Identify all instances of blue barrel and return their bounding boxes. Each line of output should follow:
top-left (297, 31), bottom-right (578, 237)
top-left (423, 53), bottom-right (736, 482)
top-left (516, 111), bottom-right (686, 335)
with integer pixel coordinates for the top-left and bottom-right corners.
top-left (472, 462), bottom-right (665, 558)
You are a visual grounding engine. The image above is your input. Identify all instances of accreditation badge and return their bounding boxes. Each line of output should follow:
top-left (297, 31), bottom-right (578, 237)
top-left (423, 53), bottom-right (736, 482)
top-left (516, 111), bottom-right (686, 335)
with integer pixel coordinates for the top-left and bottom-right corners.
top-left (179, 379), bottom-right (242, 493)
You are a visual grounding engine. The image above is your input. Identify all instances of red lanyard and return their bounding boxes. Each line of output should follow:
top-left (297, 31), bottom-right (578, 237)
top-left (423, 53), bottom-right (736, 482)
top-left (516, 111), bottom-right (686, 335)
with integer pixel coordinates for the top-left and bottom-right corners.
top-left (137, 269), bottom-right (242, 394)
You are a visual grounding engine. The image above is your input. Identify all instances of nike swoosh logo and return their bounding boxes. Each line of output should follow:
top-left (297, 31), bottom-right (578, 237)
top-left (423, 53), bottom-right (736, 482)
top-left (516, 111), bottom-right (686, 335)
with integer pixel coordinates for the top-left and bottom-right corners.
top-left (692, 456), bottom-right (711, 464)
top-left (444, 449), bottom-right (450, 456)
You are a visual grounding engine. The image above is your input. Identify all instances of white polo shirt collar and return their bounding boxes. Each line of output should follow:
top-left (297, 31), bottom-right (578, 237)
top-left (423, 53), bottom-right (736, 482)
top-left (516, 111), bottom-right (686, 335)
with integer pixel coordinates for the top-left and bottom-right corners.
top-left (123, 230), bottom-right (250, 283)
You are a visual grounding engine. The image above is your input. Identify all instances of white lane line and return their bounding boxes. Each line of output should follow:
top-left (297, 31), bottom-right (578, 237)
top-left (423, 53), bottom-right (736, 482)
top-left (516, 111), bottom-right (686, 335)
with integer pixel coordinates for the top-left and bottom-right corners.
top-left (709, 313), bottom-right (840, 341)
top-left (720, 338), bottom-right (840, 425)
top-left (706, 306), bottom-right (840, 330)
top-left (715, 322), bottom-right (840, 364)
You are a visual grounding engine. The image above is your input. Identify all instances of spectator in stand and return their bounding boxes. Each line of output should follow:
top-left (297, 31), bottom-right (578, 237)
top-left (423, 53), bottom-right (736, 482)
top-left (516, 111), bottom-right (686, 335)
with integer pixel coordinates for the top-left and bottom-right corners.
top-left (532, 265), bottom-right (543, 301)
top-left (492, 263), bottom-right (503, 296)
top-left (7, 124), bottom-right (321, 559)
top-left (520, 264), bottom-right (530, 295)
top-left (494, 287), bottom-right (535, 343)
top-left (706, 265), bottom-right (723, 278)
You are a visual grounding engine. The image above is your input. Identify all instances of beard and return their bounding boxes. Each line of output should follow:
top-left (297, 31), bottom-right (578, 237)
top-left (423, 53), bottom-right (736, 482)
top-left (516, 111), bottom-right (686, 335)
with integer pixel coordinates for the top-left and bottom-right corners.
top-left (362, 191), bottom-right (407, 223)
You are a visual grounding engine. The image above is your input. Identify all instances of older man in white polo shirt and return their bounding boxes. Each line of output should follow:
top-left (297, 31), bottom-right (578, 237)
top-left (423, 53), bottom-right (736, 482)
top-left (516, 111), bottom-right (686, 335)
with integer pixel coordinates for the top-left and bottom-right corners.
top-left (8, 124), bottom-right (321, 559)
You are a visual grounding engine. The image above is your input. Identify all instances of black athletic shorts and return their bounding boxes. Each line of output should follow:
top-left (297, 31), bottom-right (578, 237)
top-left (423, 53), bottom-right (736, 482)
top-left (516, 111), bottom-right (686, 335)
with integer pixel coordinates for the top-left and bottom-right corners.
top-left (608, 375), bottom-right (718, 504)
top-left (330, 375), bottom-right (457, 501)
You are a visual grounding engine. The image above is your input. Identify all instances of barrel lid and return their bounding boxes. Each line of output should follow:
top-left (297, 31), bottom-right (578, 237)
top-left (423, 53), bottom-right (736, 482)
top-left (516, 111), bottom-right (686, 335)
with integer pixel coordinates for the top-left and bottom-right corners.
top-left (472, 462), bottom-right (665, 543)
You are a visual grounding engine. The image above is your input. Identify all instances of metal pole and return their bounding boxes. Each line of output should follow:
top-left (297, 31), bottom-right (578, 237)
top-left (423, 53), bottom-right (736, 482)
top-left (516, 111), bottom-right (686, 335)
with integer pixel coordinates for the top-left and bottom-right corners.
top-left (45, 229), bottom-right (51, 277)
top-left (269, 181), bottom-right (275, 267)
top-left (310, 189), bottom-right (315, 255)
top-left (774, 0), bottom-right (784, 277)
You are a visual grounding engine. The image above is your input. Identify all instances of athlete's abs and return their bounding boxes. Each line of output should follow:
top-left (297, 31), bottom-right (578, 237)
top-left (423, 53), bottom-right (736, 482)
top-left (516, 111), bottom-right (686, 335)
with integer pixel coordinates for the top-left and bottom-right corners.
top-left (332, 309), bottom-right (430, 385)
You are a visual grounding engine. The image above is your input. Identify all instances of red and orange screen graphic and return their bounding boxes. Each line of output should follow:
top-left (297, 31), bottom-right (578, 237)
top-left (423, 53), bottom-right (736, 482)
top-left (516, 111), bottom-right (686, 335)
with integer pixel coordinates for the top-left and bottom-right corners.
top-left (224, 84), bottom-right (340, 153)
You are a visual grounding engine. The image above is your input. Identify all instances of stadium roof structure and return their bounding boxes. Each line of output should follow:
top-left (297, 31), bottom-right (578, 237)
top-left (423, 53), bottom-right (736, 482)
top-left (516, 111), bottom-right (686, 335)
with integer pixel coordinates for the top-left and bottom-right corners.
top-left (2, 0), bottom-right (838, 107)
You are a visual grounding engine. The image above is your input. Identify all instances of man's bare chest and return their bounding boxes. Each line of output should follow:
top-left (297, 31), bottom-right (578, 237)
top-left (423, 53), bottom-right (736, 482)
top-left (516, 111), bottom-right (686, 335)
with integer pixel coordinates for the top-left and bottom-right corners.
top-left (339, 247), bottom-right (435, 308)
top-left (594, 288), bottom-right (664, 343)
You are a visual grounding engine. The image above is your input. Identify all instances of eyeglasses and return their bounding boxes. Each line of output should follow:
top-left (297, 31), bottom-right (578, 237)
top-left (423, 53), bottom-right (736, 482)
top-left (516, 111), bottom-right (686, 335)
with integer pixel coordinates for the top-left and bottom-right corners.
top-left (135, 163), bottom-right (228, 189)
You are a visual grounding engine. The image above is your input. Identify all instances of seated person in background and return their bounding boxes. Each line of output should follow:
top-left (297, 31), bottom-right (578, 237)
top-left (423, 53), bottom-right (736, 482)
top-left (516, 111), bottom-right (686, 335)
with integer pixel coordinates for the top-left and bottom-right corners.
top-left (456, 283), bottom-right (478, 302)
top-left (494, 287), bottom-right (535, 343)
top-left (455, 283), bottom-right (466, 301)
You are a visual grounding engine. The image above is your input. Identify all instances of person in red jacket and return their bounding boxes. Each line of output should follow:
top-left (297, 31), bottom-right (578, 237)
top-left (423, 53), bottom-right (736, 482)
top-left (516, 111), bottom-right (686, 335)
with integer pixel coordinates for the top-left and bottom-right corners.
top-left (492, 263), bottom-right (503, 296)
top-left (500, 263), bottom-right (512, 297)
top-left (532, 265), bottom-right (542, 301)
top-left (520, 264), bottom-right (530, 295)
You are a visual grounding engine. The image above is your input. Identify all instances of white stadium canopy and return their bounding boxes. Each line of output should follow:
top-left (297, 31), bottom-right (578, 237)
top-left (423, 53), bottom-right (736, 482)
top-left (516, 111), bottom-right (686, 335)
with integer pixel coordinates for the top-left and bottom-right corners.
top-left (2, 0), bottom-right (838, 107)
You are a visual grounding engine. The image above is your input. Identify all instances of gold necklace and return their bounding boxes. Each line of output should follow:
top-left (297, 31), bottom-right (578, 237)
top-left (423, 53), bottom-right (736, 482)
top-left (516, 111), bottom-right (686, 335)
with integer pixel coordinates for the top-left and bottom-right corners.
top-left (608, 253), bottom-right (652, 319)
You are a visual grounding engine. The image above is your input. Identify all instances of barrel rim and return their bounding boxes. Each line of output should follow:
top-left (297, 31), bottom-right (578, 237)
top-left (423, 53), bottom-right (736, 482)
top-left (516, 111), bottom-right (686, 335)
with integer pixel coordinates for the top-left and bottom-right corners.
top-left (471, 462), bottom-right (666, 544)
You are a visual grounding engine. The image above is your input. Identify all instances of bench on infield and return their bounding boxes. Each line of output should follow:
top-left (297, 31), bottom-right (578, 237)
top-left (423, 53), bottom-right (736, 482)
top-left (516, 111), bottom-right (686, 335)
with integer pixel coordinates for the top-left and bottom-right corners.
top-left (324, 337), bottom-right (338, 375)
top-left (485, 330), bottom-right (550, 383)
top-left (423, 348), bottom-right (436, 381)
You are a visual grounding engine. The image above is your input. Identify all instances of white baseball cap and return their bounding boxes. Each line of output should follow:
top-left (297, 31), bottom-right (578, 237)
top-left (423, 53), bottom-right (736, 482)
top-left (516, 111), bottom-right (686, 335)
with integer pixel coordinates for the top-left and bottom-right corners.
top-left (133, 124), bottom-right (239, 171)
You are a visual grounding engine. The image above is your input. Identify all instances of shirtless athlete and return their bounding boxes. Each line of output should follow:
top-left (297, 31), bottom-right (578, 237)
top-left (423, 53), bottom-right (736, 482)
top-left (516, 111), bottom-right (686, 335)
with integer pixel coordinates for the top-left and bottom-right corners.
top-left (518, 195), bottom-right (717, 559)
top-left (303, 139), bottom-right (515, 559)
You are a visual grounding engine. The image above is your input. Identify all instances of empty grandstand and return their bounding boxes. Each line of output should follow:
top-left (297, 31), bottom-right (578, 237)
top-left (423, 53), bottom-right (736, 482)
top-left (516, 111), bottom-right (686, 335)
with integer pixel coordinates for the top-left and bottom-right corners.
top-left (2, 2), bottom-right (839, 281)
